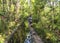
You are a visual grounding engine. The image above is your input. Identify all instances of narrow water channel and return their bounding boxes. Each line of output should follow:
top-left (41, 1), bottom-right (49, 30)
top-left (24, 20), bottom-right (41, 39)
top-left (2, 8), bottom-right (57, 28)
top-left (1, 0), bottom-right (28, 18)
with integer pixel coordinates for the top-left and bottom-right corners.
top-left (24, 32), bottom-right (34, 43)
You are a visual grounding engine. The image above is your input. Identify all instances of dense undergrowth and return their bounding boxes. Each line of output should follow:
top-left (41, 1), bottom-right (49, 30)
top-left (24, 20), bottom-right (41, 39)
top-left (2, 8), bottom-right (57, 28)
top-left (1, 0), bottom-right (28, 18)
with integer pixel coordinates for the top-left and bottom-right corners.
top-left (0, 0), bottom-right (60, 43)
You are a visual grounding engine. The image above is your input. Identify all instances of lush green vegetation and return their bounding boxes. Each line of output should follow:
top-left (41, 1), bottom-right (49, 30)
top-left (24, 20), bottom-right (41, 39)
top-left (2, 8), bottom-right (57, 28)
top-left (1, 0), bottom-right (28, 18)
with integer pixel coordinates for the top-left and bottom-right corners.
top-left (0, 0), bottom-right (60, 43)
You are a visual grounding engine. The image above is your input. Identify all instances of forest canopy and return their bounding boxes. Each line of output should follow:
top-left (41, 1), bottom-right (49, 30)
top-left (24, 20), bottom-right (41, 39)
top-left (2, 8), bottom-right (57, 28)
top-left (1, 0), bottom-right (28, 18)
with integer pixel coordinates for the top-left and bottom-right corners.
top-left (0, 0), bottom-right (60, 43)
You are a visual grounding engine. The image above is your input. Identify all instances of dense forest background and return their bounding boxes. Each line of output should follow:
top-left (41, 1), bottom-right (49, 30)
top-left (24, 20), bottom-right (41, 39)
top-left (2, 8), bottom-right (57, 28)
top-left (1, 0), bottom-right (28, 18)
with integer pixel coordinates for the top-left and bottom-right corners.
top-left (0, 0), bottom-right (60, 43)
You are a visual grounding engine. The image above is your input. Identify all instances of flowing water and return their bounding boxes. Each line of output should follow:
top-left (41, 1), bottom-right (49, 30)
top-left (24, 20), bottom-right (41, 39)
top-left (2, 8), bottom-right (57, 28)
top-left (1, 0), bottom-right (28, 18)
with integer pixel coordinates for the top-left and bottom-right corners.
top-left (24, 32), bottom-right (34, 43)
